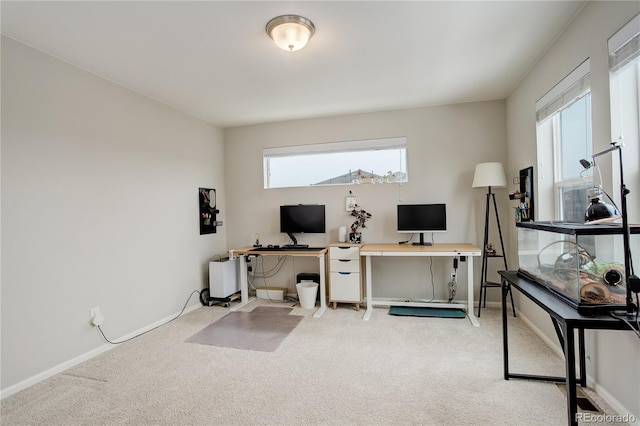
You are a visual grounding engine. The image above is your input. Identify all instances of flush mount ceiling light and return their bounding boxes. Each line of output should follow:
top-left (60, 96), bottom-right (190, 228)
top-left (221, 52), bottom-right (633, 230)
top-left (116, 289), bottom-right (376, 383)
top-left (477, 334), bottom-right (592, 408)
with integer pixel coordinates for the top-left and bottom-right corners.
top-left (266, 15), bottom-right (315, 52)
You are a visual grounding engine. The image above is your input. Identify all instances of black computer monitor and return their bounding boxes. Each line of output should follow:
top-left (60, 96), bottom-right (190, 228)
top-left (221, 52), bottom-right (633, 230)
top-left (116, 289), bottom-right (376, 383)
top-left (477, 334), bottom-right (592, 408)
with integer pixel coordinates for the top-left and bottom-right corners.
top-left (397, 203), bottom-right (447, 246)
top-left (280, 205), bottom-right (326, 247)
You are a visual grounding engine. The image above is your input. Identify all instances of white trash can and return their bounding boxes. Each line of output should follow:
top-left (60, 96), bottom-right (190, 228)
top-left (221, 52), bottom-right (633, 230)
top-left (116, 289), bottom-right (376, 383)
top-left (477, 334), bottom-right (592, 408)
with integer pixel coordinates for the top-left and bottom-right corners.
top-left (296, 281), bottom-right (319, 309)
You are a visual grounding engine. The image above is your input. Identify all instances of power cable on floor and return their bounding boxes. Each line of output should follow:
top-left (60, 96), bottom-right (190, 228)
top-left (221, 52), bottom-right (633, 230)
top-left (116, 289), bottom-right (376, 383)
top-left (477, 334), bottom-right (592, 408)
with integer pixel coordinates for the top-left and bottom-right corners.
top-left (96, 290), bottom-right (200, 345)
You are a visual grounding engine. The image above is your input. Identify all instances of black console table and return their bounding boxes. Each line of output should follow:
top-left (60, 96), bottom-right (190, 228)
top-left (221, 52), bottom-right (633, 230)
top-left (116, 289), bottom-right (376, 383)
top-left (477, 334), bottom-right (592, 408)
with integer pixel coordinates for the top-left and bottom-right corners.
top-left (499, 271), bottom-right (638, 426)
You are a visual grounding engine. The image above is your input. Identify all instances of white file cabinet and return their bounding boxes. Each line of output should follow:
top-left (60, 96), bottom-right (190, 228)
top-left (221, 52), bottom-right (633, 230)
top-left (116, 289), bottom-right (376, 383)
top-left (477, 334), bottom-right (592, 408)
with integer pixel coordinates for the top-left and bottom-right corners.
top-left (328, 243), bottom-right (363, 310)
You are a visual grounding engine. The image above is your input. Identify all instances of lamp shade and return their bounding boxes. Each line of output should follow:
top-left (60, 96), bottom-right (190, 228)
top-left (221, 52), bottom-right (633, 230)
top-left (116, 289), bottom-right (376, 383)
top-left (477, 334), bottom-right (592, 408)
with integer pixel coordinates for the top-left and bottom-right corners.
top-left (472, 162), bottom-right (507, 188)
top-left (266, 15), bottom-right (315, 52)
top-left (585, 187), bottom-right (619, 222)
top-left (585, 200), bottom-right (618, 222)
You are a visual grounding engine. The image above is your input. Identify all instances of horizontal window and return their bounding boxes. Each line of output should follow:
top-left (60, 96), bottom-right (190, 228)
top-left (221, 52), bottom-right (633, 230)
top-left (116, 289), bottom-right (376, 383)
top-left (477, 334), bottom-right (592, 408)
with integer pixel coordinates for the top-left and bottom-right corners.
top-left (263, 137), bottom-right (408, 189)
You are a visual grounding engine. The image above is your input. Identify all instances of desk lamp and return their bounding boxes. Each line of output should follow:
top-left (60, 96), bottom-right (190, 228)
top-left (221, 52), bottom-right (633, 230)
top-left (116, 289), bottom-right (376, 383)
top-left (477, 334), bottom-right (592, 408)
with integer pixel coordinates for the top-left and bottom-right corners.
top-left (580, 142), bottom-right (639, 315)
top-left (579, 158), bottom-right (620, 223)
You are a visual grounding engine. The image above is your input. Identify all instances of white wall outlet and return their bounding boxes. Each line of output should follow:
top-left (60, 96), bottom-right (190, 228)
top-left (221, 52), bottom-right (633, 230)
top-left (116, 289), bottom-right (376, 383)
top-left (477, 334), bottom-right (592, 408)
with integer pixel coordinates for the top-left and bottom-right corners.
top-left (90, 307), bottom-right (104, 326)
top-left (90, 307), bottom-right (100, 319)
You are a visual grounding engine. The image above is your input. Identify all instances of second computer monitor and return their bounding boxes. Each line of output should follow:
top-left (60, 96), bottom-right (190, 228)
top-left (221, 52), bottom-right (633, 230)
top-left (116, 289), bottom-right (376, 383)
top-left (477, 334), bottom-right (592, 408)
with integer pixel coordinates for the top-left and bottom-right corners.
top-left (397, 203), bottom-right (447, 245)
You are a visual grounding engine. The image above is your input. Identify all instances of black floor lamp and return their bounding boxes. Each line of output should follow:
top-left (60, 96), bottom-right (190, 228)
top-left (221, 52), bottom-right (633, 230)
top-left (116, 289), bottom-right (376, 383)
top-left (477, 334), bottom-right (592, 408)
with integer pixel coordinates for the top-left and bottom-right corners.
top-left (472, 162), bottom-right (516, 317)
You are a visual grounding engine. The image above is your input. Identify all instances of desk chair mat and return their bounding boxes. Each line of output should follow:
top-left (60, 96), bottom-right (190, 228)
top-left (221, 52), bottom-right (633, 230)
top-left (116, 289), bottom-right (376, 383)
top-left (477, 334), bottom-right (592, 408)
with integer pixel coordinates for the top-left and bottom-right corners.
top-left (389, 306), bottom-right (466, 318)
top-left (186, 306), bottom-right (303, 352)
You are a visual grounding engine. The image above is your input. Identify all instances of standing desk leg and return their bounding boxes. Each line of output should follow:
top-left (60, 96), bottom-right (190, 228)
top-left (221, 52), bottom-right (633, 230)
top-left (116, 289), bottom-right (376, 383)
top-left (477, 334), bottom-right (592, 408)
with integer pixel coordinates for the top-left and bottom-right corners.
top-left (313, 254), bottom-right (328, 318)
top-left (563, 322), bottom-right (578, 426)
top-left (231, 255), bottom-right (254, 311)
top-left (467, 256), bottom-right (480, 327)
top-left (363, 255), bottom-right (374, 320)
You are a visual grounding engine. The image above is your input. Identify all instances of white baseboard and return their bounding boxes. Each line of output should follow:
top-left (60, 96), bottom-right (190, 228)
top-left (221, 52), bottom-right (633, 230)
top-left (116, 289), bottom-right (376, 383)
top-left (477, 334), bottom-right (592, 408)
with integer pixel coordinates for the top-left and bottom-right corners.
top-left (514, 308), bottom-right (564, 358)
top-left (0, 341), bottom-right (115, 400)
top-left (1, 303), bottom-right (201, 400)
top-left (475, 300), bottom-right (503, 310)
top-left (592, 381), bottom-right (640, 426)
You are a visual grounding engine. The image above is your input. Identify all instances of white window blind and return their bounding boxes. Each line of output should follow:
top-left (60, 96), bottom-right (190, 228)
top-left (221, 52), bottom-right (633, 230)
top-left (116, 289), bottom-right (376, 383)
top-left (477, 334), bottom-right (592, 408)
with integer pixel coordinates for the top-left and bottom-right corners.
top-left (535, 59), bottom-right (591, 123)
top-left (263, 137), bottom-right (406, 158)
top-left (608, 13), bottom-right (640, 73)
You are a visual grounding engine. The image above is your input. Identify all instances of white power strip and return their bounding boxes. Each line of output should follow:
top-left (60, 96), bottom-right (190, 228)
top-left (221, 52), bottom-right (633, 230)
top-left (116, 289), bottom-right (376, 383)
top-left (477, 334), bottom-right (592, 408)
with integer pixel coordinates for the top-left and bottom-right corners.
top-left (255, 287), bottom-right (287, 300)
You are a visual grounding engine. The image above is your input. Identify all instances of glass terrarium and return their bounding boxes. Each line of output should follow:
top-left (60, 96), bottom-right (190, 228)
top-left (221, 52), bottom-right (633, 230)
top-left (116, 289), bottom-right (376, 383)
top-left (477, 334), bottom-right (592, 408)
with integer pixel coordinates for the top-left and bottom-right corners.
top-left (516, 221), bottom-right (638, 312)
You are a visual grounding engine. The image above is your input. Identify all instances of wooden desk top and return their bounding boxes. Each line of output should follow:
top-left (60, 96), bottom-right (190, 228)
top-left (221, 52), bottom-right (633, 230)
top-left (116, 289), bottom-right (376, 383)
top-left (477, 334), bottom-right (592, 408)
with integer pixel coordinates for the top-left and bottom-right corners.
top-left (230, 246), bottom-right (328, 256)
top-left (360, 243), bottom-right (481, 255)
top-left (230, 243), bottom-right (480, 256)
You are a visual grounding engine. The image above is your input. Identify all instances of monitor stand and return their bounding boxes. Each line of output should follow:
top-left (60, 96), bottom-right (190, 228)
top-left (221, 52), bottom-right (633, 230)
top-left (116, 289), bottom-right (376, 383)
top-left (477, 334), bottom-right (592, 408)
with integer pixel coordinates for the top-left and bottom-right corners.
top-left (284, 233), bottom-right (309, 249)
top-left (412, 233), bottom-right (432, 246)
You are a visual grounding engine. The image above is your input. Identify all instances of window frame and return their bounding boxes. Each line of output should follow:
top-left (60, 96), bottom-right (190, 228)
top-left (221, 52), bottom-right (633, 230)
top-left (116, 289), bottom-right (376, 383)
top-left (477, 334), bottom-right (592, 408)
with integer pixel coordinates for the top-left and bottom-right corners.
top-left (262, 137), bottom-right (408, 189)
top-left (608, 13), bottom-right (640, 224)
top-left (535, 58), bottom-right (593, 221)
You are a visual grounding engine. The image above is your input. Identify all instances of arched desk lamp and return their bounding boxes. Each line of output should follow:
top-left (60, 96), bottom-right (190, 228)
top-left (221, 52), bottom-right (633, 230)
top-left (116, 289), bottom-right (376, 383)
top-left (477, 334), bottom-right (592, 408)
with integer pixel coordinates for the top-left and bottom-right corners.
top-left (579, 159), bottom-right (620, 223)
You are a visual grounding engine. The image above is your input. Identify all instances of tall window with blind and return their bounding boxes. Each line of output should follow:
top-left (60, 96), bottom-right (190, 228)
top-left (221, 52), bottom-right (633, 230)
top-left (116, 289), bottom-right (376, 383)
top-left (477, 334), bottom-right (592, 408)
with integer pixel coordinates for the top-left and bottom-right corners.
top-left (535, 59), bottom-right (593, 222)
top-left (609, 13), bottom-right (639, 224)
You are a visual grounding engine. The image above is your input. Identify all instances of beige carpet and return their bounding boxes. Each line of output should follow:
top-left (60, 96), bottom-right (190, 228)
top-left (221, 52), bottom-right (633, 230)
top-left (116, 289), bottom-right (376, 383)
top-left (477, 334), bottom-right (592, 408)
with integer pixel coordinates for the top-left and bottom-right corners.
top-left (1, 302), bottom-right (629, 425)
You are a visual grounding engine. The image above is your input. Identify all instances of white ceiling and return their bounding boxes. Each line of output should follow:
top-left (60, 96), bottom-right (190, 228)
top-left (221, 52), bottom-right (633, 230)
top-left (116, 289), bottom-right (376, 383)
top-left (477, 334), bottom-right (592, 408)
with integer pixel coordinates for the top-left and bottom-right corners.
top-left (1, 1), bottom-right (586, 128)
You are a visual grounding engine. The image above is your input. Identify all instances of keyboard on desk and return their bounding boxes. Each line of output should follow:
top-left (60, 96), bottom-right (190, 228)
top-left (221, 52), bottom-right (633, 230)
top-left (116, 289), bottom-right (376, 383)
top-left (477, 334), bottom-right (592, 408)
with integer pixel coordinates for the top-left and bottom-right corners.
top-left (250, 246), bottom-right (324, 252)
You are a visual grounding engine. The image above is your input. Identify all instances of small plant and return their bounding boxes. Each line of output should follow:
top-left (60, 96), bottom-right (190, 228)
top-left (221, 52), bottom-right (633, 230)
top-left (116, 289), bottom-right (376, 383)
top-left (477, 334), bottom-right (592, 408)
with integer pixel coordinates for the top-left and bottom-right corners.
top-left (350, 204), bottom-right (372, 235)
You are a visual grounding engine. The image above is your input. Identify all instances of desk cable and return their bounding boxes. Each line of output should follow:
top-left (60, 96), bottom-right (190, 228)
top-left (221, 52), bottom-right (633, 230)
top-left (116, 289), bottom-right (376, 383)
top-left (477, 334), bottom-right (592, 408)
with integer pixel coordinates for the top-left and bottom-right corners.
top-left (96, 290), bottom-right (200, 345)
top-left (609, 292), bottom-right (640, 339)
top-left (250, 255), bottom-right (296, 304)
top-left (425, 257), bottom-right (435, 302)
top-left (448, 257), bottom-right (459, 303)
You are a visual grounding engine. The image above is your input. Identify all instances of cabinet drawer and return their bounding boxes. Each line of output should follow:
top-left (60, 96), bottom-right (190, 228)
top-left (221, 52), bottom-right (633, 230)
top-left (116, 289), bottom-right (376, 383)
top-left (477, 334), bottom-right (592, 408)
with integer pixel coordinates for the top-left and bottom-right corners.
top-left (329, 246), bottom-right (360, 260)
top-left (329, 258), bottom-right (360, 273)
top-left (329, 271), bottom-right (361, 302)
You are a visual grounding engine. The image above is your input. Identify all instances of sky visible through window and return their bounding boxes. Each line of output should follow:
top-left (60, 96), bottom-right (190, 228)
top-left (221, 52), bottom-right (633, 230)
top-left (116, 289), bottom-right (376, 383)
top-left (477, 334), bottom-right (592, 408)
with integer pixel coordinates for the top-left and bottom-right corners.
top-left (267, 148), bottom-right (406, 188)
top-left (560, 94), bottom-right (592, 180)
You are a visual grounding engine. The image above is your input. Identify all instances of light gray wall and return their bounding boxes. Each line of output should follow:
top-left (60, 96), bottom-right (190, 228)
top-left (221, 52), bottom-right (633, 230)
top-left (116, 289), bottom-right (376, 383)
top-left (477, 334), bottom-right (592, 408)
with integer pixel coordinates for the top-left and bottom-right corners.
top-left (224, 101), bottom-right (509, 301)
top-left (1, 37), bottom-right (227, 393)
top-left (506, 1), bottom-right (639, 419)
